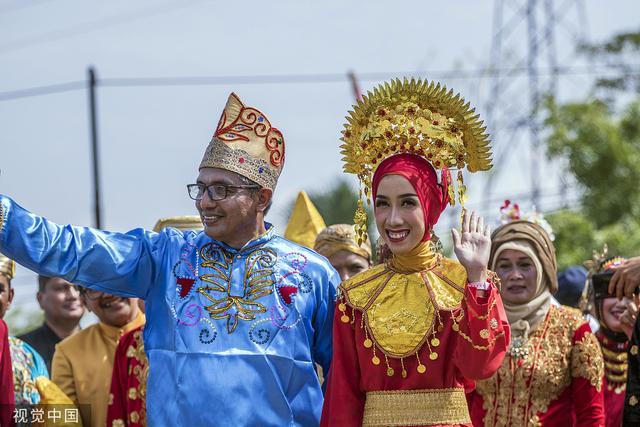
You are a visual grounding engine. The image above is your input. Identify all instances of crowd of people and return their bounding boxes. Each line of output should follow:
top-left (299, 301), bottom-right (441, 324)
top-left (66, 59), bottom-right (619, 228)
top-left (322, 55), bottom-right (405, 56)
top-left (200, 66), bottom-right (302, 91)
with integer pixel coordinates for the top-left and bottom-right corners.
top-left (1, 78), bottom-right (640, 426)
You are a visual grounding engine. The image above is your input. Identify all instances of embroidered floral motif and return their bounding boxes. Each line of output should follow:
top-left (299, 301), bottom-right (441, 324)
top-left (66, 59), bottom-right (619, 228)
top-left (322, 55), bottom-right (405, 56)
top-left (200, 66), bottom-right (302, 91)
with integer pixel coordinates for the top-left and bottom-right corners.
top-left (475, 305), bottom-right (587, 426)
top-left (9, 337), bottom-right (40, 405)
top-left (571, 332), bottom-right (604, 392)
top-left (198, 244), bottom-right (277, 333)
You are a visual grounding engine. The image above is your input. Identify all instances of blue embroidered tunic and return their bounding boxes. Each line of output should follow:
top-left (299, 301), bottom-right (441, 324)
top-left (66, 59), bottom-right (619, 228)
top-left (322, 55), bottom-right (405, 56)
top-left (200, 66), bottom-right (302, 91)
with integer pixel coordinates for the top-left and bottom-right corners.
top-left (0, 196), bottom-right (339, 426)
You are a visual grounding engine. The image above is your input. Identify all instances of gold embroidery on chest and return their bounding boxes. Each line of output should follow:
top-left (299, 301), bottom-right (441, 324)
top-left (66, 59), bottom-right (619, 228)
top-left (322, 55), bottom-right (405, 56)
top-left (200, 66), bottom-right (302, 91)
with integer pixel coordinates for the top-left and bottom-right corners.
top-left (197, 244), bottom-right (277, 333)
top-left (475, 306), bottom-right (585, 426)
top-left (342, 261), bottom-right (465, 359)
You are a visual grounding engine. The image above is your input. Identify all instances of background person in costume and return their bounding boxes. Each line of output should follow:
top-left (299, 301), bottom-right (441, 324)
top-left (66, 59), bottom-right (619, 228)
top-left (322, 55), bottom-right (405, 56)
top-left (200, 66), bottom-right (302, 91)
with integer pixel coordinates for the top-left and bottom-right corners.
top-left (0, 254), bottom-right (49, 406)
top-left (0, 318), bottom-right (15, 427)
top-left (107, 215), bottom-right (204, 427)
top-left (321, 78), bottom-right (509, 427)
top-left (18, 275), bottom-right (84, 373)
top-left (314, 224), bottom-right (372, 281)
top-left (468, 217), bottom-right (605, 426)
top-left (52, 286), bottom-right (144, 427)
top-left (0, 92), bottom-right (339, 426)
top-left (584, 251), bottom-right (638, 427)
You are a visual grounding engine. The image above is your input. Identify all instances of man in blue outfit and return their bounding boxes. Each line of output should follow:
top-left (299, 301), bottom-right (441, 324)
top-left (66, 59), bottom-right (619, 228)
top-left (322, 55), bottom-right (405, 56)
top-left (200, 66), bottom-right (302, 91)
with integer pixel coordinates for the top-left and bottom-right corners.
top-left (0, 92), bottom-right (339, 426)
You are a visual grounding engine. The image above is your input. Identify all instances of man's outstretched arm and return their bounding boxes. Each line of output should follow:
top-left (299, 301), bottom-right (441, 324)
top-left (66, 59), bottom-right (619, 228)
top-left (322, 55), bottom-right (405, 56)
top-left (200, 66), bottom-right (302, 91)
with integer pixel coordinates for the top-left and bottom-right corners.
top-left (0, 196), bottom-right (165, 299)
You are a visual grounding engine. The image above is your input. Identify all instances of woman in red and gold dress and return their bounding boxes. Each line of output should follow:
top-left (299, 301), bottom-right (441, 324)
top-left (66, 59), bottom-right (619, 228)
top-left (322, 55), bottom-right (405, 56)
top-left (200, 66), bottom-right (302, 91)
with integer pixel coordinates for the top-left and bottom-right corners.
top-left (586, 251), bottom-right (637, 427)
top-left (320, 78), bottom-right (510, 427)
top-left (468, 217), bottom-right (605, 426)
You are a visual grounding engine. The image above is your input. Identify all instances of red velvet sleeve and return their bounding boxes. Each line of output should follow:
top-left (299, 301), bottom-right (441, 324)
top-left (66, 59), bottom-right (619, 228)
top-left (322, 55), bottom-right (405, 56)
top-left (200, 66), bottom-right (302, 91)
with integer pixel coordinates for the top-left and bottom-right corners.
top-left (0, 320), bottom-right (15, 427)
top-left (320, 299), bottom-right (365, 427)
top-left (453, 282), bottom-right (510, 380)
top-left (569, 323), bottom-right (605, 426)
top-left (107, 332), bottom-right (131, 426)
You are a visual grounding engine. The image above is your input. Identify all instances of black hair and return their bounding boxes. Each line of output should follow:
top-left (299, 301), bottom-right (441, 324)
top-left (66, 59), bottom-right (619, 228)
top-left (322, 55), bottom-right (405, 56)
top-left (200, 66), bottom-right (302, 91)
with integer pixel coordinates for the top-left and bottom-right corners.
top-left (37, 275), bottom-right (51, 293)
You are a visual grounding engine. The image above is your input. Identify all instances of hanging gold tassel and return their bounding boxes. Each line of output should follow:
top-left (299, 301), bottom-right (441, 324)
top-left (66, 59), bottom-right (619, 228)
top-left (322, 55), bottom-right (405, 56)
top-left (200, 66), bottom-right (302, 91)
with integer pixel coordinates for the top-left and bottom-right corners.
top-left (354, 198), bottom-right (369, 246)
top-left (457, 171), bottom-right (467, 225)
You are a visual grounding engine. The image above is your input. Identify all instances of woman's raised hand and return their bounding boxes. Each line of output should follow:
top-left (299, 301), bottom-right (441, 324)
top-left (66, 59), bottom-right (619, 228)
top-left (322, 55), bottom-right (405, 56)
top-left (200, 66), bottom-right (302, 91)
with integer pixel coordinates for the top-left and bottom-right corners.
top-left (451, 210), bottom-right (491, 283)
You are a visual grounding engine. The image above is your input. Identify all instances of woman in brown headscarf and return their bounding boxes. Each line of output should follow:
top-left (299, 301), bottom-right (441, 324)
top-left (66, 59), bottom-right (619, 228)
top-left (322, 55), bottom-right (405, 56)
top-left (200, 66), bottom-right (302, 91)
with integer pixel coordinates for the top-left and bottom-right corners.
top-left (468, 220), bottom-right (606, 426)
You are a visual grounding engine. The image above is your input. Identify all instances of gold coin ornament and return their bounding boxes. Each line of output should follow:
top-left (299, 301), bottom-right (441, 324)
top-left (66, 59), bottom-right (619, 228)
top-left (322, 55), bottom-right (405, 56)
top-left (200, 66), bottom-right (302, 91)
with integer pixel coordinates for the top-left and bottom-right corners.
top-left (401, 369), bottom-right (408, 378)
top-left (452, 323), bottom-right (460, 332)
top-left (372, 356), bottom-right (381, 365)
top-left (417, 364), bottom-right (426, 374)
top-left (430, 337), bottom-right (440, 347)
top-left (363, 338), bottom-right (373, 348)
top-left (429, 352), bottom-right (438, 361)
top-left (340, 315), bottom-right (350, 323)
top-left (338, 303), bottom-right (346, 311)
top-left (387, 367), bottom-right (395, 377)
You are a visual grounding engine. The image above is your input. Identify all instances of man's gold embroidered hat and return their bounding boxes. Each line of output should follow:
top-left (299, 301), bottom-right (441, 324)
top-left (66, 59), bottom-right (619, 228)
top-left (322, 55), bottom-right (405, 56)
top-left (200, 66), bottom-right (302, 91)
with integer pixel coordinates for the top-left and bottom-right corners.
top-left (200, 93), bottom-right (285, 190)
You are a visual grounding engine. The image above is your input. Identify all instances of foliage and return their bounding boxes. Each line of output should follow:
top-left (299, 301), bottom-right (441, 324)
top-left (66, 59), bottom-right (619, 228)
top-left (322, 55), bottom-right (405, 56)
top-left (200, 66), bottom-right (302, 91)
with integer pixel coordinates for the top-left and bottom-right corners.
top-left (583, 29), bottom-right (640, 94)
top-left (543, 29), bottom-right (640, 269)
top-left (544, 98), bottom-right (640, 227)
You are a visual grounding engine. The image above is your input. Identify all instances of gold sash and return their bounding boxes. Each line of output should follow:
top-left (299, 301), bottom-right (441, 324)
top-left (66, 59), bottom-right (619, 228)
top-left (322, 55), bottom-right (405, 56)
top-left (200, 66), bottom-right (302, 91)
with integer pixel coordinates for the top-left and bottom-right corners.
top-left (363, 388), bottom-right (470, 426)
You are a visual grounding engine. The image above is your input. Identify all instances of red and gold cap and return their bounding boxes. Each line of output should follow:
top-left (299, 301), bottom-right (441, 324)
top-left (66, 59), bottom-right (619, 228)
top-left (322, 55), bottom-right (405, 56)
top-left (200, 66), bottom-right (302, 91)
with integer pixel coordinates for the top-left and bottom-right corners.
top-left (200, 93), bottom-right (285, 190)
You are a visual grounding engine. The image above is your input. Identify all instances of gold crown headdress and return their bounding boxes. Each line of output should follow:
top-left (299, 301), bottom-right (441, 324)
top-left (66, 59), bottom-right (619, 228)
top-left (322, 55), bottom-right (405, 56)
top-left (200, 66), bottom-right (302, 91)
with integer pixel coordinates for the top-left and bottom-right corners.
top-left (341, 78), bottom-right (492, 243)
top-left (0, 254), bottom-right (15, 280)
top-left (153, 215), bottom-right (204, 232)
top-left (200, 93), bottom-right (285, 190)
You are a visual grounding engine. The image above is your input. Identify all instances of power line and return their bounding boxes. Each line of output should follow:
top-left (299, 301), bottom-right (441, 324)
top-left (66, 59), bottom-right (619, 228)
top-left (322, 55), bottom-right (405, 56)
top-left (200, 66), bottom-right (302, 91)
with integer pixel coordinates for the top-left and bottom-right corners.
top-left (0, 0), bottom-right (57, 16)
top-left (0, 80), bottom-right (84, 101)
top-left (0, 0), bottom-right (211, 54)
top-left (1, 64), bottom-right (637, 102)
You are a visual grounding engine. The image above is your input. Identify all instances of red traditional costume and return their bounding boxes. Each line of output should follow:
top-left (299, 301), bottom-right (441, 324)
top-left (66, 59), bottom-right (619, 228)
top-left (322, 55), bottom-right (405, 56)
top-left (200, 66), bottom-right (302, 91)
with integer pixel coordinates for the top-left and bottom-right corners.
top-left (321, 78), bottom-right (509, 426)
top-left (468, 211), bottom-right (605, 426)
top-left (1, 319), bottom-right (15, 427)
top-left (583, 252), bottom-right (630, 427)
top-left (107, 325), bottom-right (147, 427)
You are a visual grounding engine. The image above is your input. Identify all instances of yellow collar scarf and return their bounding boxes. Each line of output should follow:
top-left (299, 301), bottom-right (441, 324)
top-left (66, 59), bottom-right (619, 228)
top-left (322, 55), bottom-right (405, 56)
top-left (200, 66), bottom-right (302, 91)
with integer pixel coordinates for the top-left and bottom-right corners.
top-left (389, 241), bottom-right (441, 274)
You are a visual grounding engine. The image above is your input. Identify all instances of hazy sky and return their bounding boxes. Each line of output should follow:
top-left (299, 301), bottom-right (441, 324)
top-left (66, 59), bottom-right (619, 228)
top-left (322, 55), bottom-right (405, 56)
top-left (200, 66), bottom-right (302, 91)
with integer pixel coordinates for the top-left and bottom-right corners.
top-left (1, 0), bottom-right (637, 328)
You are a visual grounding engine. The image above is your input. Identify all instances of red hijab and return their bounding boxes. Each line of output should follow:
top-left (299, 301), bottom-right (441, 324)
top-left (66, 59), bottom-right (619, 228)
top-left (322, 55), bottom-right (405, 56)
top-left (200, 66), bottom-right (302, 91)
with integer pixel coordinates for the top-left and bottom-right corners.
top-left (372, 153), bottom-right (450, 241)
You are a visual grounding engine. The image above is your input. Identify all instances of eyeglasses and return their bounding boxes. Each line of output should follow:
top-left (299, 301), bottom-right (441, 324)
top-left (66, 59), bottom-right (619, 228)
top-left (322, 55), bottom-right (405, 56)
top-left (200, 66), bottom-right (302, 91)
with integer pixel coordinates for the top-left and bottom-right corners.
top-left (187, 183), bottom-right (260, 201)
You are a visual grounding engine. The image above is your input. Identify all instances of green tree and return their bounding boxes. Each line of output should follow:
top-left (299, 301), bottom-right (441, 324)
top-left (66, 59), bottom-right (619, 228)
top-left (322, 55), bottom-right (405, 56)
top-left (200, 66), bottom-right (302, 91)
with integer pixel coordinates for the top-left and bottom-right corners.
top-left (545, 98), bottom-right (640, 227)
top-left (307, 178), bottom-right (363, 226)
top-left (546, 210), bottom-right (596, 270)
top-left (542, 29), bottom-right (640, 267)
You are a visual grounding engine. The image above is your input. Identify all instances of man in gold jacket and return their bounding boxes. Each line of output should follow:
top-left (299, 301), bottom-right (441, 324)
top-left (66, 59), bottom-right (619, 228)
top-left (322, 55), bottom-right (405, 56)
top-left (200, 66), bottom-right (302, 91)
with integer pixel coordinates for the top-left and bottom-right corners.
top-left (52, 288), bottom-right (144, 427)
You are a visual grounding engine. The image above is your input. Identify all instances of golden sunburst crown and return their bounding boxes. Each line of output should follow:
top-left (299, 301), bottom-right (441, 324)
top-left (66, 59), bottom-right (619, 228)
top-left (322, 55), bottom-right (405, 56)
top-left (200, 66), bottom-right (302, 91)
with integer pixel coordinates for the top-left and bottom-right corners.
top-left (341, 78), bottom-right (491, 188)
top-left (340, 78), bottom-right (492, 244)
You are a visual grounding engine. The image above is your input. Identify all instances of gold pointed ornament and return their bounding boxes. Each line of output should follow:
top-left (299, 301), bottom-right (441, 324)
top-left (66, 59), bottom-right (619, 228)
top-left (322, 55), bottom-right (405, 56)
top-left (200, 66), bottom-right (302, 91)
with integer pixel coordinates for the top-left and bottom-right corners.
top-left (340, 78), bottom-right (492, 243)
top-left (284, 191), bottom-right (327, 249)
top-left (153, 215), bottom-right (205, 232)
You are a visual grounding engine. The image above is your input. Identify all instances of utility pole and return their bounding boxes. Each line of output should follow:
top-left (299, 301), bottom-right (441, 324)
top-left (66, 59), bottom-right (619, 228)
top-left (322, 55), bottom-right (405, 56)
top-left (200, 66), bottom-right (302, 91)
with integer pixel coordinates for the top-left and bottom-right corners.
top-left (87, 67), bottom-right (102, 229)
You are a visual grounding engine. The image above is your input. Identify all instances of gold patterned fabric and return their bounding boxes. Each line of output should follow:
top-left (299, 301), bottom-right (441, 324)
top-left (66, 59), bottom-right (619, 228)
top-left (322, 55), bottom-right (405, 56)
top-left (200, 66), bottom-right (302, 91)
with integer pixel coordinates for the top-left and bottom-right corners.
top-left (475, 305), bottom-right (604, 426)
top-left (200, 93), bottom-right (285, 190)
top-left (0, 254), bottom-right (15, 280)
top-left (362, 388), bottom-right (471, 426)
top-left (341, 258), bottom-right (466, 358)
